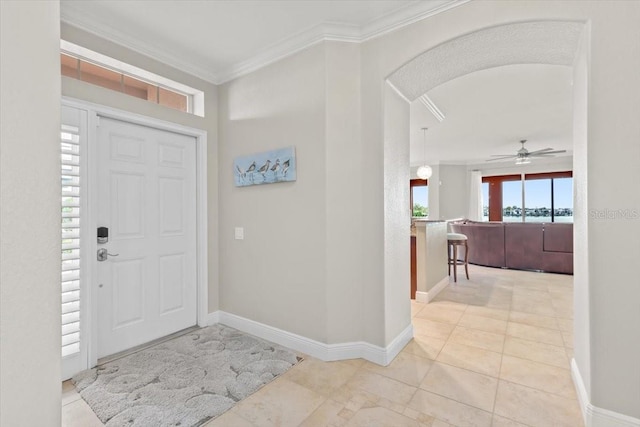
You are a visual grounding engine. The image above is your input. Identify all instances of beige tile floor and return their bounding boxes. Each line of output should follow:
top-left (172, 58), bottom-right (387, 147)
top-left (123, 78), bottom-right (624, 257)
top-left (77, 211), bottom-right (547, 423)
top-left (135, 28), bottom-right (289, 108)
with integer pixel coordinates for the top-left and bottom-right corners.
top-left (62, 265), bottom-right (584, 427)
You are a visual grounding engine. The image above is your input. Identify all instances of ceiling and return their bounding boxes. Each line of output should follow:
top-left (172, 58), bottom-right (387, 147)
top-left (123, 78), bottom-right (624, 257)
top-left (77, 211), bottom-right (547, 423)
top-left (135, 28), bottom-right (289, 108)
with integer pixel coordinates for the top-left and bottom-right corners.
top-left (60, 0), bottom-right (573, 167)
top-left (410, 63), bottom-right (574, 166)
top-left (60, 0), bottom-right (461, 84)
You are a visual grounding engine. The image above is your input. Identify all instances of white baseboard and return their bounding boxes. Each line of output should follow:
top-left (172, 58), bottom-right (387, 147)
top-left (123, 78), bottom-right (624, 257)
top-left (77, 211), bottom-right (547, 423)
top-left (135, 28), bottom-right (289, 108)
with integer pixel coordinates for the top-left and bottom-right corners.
top-left (415, 291), bottom-right (429, 303)
top-left (204, 310), bottom-right (220, 325)
top-left (206, 311), bottom-right (413, 366)
top-left (415, 276), bottom-right (449, 303)
top-left (572, 358), bottom-right (590, 423)
top-left (572, 358), bottom-right (640, 427)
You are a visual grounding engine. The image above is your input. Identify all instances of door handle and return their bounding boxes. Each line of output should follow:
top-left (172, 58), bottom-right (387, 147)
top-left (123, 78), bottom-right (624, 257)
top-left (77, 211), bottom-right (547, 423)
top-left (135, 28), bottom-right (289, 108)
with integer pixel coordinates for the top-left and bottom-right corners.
top-left (97, 248), bottom-right (119, 262)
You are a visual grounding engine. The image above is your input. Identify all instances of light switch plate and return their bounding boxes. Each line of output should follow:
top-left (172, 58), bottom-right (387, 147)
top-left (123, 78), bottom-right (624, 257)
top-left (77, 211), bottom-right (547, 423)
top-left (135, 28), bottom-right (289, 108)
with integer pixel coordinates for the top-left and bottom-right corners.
top-left (234, 227), bottom-right (244, 240)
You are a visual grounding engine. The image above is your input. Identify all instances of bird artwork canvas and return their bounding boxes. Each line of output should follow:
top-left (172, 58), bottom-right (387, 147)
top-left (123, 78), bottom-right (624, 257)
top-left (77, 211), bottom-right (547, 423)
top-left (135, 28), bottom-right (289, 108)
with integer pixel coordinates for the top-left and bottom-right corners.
top-left (234, 146), bottom-right (297, 187)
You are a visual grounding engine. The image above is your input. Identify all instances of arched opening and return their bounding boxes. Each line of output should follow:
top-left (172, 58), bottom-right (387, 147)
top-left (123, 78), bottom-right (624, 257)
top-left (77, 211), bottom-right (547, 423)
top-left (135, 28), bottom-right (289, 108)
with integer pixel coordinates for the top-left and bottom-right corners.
top-left (379, 19), bottom-right (588, 391)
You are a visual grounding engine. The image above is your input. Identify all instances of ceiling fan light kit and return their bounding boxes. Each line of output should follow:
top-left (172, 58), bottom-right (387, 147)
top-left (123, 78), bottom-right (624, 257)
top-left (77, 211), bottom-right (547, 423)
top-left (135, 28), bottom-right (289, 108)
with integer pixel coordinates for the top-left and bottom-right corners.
top-left (417, 127), bottom-right (433, 179)
top-left (487, 139), bottom-right (567, 165)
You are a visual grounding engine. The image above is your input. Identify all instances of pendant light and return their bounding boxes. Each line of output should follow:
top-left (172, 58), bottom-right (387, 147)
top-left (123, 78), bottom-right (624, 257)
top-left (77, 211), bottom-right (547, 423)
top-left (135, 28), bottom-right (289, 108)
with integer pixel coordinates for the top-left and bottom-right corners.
top-left (416, 127), bottom-right (432, 179)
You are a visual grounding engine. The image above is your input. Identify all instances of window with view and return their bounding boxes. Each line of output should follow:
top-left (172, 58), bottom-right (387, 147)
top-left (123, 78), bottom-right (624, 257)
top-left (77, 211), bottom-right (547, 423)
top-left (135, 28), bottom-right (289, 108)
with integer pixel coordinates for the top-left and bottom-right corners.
top-left (483, 172), bottom-right (573, 222)
top-left (502, 180), bottom-right (523, 222)
top-left (552, 177), bottom-right (573, 222)
top-left (410, 179), bottom-right (429, 217)
top-left (524, 178), bottom-right (551, 222)
top-left (482, 182), bottom-right (489, 221)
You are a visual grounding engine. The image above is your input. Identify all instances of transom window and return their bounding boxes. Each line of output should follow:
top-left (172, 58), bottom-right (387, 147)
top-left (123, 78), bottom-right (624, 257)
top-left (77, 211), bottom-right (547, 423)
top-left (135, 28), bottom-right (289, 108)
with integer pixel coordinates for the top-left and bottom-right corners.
top-left (61, 40), bottom-right (204, 116)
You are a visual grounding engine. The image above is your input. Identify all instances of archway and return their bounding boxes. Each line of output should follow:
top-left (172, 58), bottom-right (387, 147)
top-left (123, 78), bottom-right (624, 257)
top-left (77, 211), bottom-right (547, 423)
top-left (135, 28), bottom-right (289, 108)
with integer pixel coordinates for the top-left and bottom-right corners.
top-left (387, 21), bottom-right (585, 101)
top-left (378, 17), bottom-right (588, 385)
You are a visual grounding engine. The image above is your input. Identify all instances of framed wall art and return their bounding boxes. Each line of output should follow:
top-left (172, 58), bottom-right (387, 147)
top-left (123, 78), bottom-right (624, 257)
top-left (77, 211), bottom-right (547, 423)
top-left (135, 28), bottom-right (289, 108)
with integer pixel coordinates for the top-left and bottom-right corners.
top-left (234, 146), bottom-right (297, 187)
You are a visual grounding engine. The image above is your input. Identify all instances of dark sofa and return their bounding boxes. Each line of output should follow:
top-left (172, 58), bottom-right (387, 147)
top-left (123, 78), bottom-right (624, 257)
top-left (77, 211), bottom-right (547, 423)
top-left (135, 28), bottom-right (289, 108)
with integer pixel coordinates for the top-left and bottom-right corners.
top-left (449, 220), bottom-right (573, 274)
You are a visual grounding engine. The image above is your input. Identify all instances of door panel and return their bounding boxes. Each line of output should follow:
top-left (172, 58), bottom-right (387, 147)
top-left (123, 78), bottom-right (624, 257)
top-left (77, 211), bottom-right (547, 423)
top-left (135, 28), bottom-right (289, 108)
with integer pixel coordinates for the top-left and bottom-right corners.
top-left (112, 172), bottom-right (145, 238)
top-left (97, 117), bottom-right (197, 358)
top-left (111, 134), bottom-right (145, 163)
top-left (159, 177), bottom-right (185, 235)
top-left (159, 254), bottom-right (185, 314)
top-left (111, 258), bottom-right (145, 328)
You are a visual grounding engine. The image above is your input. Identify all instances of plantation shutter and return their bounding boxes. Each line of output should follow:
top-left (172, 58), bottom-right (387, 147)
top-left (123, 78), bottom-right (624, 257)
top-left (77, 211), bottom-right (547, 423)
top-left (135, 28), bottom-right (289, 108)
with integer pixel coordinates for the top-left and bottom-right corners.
top-left (61, 124), bottom-right (82, 358)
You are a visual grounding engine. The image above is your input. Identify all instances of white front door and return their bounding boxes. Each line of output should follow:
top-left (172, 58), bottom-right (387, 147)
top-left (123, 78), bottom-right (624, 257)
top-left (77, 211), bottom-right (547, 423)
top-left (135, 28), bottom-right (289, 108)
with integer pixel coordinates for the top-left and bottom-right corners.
top-left (96, 117), bottom-right (197, 358)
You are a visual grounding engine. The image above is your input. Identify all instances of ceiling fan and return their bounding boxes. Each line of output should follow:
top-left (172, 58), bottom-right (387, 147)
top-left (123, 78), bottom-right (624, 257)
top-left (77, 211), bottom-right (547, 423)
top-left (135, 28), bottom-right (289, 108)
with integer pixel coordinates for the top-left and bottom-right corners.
top-left (487, 140), bottom-right (567, 164)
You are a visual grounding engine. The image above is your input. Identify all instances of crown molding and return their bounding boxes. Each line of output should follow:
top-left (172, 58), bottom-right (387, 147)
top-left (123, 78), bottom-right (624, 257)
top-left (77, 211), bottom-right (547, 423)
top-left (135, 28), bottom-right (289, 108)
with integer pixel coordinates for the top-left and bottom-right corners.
top-left (61, 0), bottom-right (470, 86)
top-left (419, 94), bottom-right (446, 122)
top-left (60, 6), bottom-right (222, 84)
top-left (217, 0), bottom-right (470, 84)
top-left (215, 21), bottom-right (361, 85)
top-left (360, 0), bottom-right (471, 42)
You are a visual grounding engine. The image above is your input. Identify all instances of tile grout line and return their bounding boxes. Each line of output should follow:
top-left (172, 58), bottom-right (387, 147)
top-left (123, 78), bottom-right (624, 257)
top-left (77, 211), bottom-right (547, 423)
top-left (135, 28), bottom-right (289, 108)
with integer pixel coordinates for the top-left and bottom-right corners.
top-left (490, 275), bottom-right (515, 423)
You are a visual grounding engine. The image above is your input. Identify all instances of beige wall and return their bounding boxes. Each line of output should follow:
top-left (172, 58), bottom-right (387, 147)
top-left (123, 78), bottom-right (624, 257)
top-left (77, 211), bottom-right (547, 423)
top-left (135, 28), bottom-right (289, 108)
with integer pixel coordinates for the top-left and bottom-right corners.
top-left (2, 0), bottom-right (638, 421)
top-left (469, 156), bottom-right (573, 178)
top-left (217, 41), bottom-right (389, 346)
top-left (0, 1), bottom-right (62, 425)
top-left (383, 83), bottom-right (412, 343)
top-left (60, 24), bottom-right (221, 313)
top-left (438, 165), bottom-right (468, 220)
top-left (216, 41), bottom-right (416, 348)
top-left (427, 165), bottom-right (441, 220)
top-left (583, 3), bottom-right (640, 416)
top-left (218, 44), bottom-right (329, 342)
top-left (325, 42), bottom-right (365, 343)
top-left (360, 0), bottom-right (640, 418)
top-left (572, 24), bottom-right (591, 399)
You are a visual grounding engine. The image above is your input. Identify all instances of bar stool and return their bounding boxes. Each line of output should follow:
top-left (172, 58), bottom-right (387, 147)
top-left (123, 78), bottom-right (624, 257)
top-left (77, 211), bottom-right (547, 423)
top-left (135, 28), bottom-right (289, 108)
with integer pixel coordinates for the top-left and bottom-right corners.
top-left (447, 233), bottom-right (469, 282)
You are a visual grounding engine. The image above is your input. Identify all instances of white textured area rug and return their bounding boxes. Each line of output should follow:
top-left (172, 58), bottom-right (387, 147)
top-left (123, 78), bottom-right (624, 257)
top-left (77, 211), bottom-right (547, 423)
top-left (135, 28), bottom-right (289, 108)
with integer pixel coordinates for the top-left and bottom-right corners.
top-left (73, 324), bottom-right (301, 426)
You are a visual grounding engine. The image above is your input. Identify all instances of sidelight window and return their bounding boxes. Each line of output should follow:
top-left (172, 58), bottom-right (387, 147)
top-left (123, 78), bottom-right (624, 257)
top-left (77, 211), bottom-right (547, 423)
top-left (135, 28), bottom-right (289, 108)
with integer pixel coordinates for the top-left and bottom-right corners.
top-left (61, 125), bottom-right (82, 358)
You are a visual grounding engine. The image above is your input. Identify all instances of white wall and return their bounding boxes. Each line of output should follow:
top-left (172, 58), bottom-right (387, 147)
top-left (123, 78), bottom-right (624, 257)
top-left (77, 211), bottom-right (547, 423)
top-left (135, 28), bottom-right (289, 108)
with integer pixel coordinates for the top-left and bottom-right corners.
top-left (361, 0), bottom-right (640, 419)
top-left (0, 2), bottom-right (62, 425)
top-left (60, 24), bottom-right (221, 313)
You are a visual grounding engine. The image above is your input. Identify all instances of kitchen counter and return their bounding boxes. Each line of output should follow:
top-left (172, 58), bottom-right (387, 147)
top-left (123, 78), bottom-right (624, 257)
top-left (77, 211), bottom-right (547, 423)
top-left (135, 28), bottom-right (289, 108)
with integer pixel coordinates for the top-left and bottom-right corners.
top-left (411, 220), bottom-right (448, 302)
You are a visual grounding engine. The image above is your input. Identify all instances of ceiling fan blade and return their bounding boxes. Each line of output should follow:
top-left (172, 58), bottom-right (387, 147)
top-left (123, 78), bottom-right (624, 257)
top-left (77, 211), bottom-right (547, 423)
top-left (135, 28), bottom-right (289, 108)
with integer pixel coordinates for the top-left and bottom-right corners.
top-left (486, 156), bottom-right (516, 162)
top-left (530, 150), bottom-right (567, 156)
top-left (528, 148), bottom-right (554, 155)
top-left (489, 154), bottom-right (516, 157)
